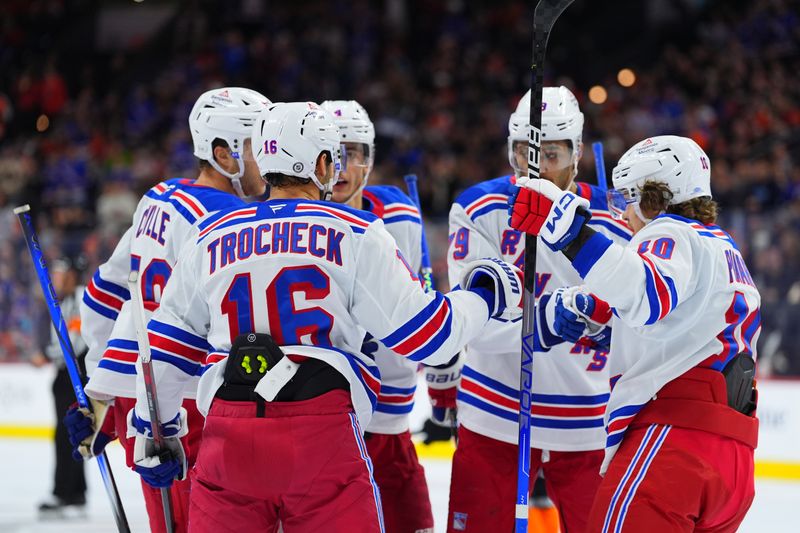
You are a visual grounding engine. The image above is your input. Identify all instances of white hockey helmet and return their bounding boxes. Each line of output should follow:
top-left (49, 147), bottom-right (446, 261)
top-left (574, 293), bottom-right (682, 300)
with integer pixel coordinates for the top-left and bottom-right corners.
top-left (608, 135), bottom-right (712, 220)
top-left (507, 86), bottom-right (584, 174)
top-left (320, 100), bottom-right (375, 196)
top-left (189, 87), bottom-right (272, 197)
top-left (251, 102), bottom-right (343, 200)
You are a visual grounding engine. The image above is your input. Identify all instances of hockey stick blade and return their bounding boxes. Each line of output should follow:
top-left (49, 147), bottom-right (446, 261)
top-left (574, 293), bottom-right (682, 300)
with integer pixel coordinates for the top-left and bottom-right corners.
top-left (517, 2), bottom-right (575, 532)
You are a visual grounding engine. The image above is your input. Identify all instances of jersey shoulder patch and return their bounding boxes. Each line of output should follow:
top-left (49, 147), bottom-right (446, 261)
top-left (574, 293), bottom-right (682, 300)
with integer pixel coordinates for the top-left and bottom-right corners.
top-left (363, 185), bottom-right (421, 225)
top-left (454, 175), bottom-right (514, 221)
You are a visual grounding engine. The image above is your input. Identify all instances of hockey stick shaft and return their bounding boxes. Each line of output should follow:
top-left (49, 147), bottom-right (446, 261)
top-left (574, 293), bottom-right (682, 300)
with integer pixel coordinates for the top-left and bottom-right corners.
top-left (593, 141), bottom-right (607, 192)
top-left (127, 270), bottom-right (175, 533)
top-left (14, 204), bottom-right (131, 533)
top-left (518, 2), bottom-right (575, 531)
top-left (403, 174), bottom-right (435, 292)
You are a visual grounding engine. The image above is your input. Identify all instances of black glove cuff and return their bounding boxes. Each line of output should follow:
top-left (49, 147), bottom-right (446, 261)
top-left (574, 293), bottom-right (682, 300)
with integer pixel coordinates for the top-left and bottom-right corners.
top-left (561, 224), bottom-right (598, 262)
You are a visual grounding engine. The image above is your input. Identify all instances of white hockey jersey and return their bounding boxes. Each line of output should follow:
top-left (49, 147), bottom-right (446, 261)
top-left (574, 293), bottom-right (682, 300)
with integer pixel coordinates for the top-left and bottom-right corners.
top-left (81, 178), bottom-right (245, 400)
top-left (573, 214), bottom-right (761, 471)
top-left (448, 176), bottom-right (632, 451)
top-left (136, 199), bottom-right (493, 431)
top-left (361, 185), bottom-right (423, 434)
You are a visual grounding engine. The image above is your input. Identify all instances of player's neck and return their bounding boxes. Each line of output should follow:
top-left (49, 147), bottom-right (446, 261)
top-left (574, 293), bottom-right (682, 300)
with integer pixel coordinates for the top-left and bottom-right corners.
top-left (269, 182), bottom-right (323, 202)
top-left (195, 169), bottom-right (235, 194)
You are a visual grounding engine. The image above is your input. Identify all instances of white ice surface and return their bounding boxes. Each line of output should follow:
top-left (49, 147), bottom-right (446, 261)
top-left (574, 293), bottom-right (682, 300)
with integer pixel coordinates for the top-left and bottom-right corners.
top-left (0, 439), bottom-right (795, 532)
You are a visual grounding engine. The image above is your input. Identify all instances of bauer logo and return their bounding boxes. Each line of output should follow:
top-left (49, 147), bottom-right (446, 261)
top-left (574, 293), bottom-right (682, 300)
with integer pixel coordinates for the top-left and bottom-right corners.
top-left (452, 512), bottom-right (468, 531)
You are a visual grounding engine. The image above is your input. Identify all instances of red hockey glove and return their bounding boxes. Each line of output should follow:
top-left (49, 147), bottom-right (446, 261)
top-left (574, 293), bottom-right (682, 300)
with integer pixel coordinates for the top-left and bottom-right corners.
top-left (424, 355), bottom-right (463, 429)
top-left (510, 186), bottom-right (554, 235)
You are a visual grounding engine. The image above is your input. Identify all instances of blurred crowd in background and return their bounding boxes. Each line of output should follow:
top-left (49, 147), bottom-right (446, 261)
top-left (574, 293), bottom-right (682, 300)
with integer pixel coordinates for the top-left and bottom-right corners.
top-left (0, 0), bottom-right (798, 373)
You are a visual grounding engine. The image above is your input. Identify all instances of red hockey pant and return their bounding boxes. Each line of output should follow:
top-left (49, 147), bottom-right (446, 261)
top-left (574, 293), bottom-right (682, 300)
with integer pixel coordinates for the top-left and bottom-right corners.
top-left (114, 396), bottom-right (205, 533)
top-left (447, 425), bottom-right (603, 532)
top-left (365, 431), bottom-right (434, 533)
top-left (188, 390), bottom-right (384, 533)
top-left (587, 424), bottom-right (755, 533)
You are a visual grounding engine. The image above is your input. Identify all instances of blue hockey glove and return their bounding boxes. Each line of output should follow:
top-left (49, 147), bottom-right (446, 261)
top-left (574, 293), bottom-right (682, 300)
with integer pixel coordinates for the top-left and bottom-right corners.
top-left (64, 399), bottom-right (114, 461)
top-left (553, 287), bottom-right (612, 346)
top-left (460, 258), bottom-right (523, 321)
top-left (128, 408), bottom-right (188, 489)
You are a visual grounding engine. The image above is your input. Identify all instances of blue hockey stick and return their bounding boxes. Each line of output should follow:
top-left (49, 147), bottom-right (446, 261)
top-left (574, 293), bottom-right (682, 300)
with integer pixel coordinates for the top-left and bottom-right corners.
top-left (14, 204), bottom-right (131, 533)
top-left (403, 174), bottom-right (435, 292)
top-left (593, 141), bottom-right (607, 192)
top-left (518, 2), bottom-right (575, 531)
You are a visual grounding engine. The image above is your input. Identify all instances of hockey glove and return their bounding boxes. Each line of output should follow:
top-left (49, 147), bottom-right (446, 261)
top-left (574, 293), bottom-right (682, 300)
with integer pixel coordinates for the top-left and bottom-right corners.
top-left (509, 177), bottom-right (558, 235)
top-left (553, 287), bottom-right (612, 349)
top-left (460, 258), bottom-right (523, 321)
top-left (512, 177), bottom-right (591, 251)
top-left (127, 408), bottom-right (188, 489)
top-left (424, 354), bottom-right (463, 429)
top-left (64, 398), bottom-right (115, 461)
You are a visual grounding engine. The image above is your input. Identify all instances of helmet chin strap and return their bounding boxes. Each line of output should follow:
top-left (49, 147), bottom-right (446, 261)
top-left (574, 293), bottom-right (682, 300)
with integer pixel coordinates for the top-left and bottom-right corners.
top-left (341, 173), bottom-right (369, 204)
top-left (208, 157), bottom-right (247, 198)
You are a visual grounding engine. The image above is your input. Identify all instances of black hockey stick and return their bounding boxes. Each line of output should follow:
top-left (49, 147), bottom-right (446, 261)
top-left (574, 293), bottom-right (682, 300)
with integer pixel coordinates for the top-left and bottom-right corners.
top-left (14, 204), bottom-right (131, 533)
top-left (516, 1), bottom-right (575, 531)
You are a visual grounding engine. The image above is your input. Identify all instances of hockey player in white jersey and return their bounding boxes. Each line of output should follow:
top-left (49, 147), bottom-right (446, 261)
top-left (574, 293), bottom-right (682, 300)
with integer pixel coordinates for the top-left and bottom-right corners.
top-left (512, 135), bottom-right (760, 532)
top-left (322, 99), bottom-right (434, 533)
top-left (65, 87), bottom-right (271, 533)
top-left (446, 87), bottom-right (632, 533)
top-left (126, 101), bottom-right (523, 533)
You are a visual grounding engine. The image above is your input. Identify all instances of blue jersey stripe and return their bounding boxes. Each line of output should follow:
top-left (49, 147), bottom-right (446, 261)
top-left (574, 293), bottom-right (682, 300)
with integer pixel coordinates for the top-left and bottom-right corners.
top-left (380, 384), bottom-right (416, 395)
top-left (606, 431), bottom-right (626, 448)
top-left (457, 390), bottom-right (518, 422)
top-left (462, 365), bottom-right (519, 399)
top-left (469, 202), bottom-right (508, 222)
top-left (97, 359), bottom-right (137, 375)
top-left (531, 417), bottom-right (605, 429)
top-left (383, 214), bottom-right (422, 225)
top-left (92, 272), bottom-right (131, 300)
top-left (531, 392), bottom-right (610, 405)
top-left (375, 403), bottom-right (415, 415)
top-left (149, 320), bottom-right (210, 351)
top-left (381, 293), bottom-right (446, 348)
top-left (151, 349), bottom-right (200, 376)
top-left (167, 198), bottom-right (198, 224)
top-left (82, 293), bottom-right (119, 320)
top-left (406, 308), bottom-right (453, 362)
top-left (641, 262), bottom-right (661, 325)
top-left (608, 403), bottom-right (646, 422)
top-left (107, 339), bottom-right (138, 351)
